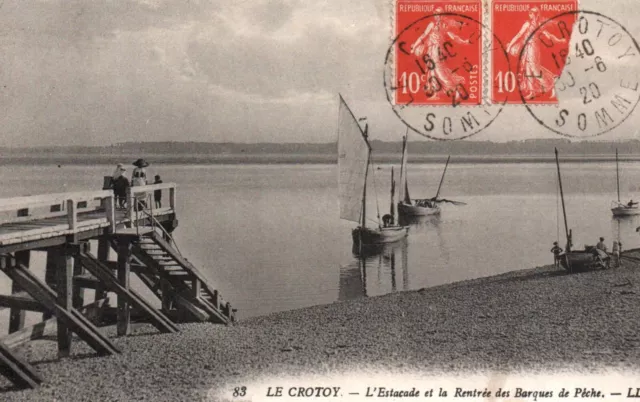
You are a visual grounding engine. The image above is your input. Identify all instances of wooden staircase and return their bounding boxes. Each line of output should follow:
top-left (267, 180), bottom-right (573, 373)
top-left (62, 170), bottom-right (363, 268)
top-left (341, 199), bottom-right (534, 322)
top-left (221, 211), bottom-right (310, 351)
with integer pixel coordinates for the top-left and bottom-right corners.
top-left (75, 252), bottom-right (179, 334)
top-left (113, 230), bottom-right (234, 324)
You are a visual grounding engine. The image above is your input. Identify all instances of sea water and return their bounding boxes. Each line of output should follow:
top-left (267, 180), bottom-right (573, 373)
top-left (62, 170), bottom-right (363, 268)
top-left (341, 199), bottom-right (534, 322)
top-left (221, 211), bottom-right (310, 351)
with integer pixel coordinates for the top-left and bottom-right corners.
top-left (0, 161), bottom-right (637, 324)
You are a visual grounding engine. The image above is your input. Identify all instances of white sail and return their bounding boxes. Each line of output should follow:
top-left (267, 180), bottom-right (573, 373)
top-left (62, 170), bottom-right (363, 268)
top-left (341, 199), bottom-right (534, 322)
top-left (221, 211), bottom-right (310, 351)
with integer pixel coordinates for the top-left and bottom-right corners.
top-left (399, 134), bottom-right (411, 204)
top-left (337, 95), bottom-right (370, 223)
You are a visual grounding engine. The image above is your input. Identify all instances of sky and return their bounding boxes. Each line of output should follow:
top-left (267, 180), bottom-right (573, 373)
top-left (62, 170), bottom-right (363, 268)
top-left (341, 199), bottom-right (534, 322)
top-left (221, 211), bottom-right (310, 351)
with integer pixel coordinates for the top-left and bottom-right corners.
top-left (1, 0), bottom-right (640, 146)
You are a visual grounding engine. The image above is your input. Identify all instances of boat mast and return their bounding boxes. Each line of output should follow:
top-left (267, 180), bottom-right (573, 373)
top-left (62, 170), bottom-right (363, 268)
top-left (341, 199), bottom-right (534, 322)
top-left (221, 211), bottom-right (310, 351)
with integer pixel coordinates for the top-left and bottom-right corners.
top-left (390, 166), bottom-right (396, 220)
top-left (399, 128), bottom-right (411, 204)
top-left (361, 122), bottom-right (371, 229)
top-left (616, 148), bottom-right (620, 203)
top-left (434, 155), bottom-right (451, 200)
top-left (555, 148), bottom-right (571, 252)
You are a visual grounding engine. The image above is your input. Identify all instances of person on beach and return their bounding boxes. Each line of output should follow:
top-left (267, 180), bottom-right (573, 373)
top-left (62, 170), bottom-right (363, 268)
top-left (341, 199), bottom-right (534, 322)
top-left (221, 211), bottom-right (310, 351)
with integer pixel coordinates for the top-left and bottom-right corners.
top-left (550, 241), bottom-right (563, 267)
top-left (153, 174), bottom-right (163, 208)
top-left (593, 237), bottom-right (610, 269)
top-left (111, 166), bottom-right (129, 209)
top-left (131, 158), bottom-right (149, 210)
top-left (596, 237), bottom-right (607, 253)
top-left (612, 241), bottom-right (622, 268)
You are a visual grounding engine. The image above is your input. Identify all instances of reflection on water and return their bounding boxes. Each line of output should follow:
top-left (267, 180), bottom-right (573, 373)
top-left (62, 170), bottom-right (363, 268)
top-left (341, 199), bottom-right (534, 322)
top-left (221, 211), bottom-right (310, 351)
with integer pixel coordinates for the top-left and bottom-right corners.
top-left (398, 213), bottom-right (441, 228)
top-left (339, 238), bottom-right (410, 301)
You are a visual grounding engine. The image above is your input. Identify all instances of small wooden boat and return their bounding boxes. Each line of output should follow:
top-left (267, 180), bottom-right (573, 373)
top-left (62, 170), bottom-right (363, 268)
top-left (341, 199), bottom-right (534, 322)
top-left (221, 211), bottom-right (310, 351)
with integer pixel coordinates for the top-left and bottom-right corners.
top-left (337, 95), bottom-right (409, 247)
top-left (555, 148), bottom-right (610, 273)
top-left (397, 132), bottom-right (465, 218)
top-left (611, 149), bottom-right (640, 217)
top-left (351, 225), bottom-right (408, 246)
top-left (558, 245), bottom-right (610, 273)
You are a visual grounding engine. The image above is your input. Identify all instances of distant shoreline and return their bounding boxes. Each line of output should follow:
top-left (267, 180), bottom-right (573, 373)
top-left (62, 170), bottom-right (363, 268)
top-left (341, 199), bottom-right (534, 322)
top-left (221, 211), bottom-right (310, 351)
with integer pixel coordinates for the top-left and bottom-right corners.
top-left (0, 153), bottom-right (639, 165)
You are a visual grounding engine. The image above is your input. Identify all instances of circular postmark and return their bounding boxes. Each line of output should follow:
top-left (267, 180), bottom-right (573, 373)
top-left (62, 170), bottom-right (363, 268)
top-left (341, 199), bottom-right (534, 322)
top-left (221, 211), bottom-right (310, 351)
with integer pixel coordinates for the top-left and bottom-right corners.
top-left (383, 12), bottom-right (510, 140)
top-left (518, 10), bottom-right (640, 138)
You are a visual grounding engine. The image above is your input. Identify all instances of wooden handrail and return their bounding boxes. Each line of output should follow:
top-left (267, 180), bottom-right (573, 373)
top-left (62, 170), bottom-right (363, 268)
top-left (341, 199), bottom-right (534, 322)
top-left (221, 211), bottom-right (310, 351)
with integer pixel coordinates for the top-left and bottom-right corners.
top-left (0, 190), bottom-right (113, 212)
top-left (0, 183), bottom-right (175, 236)
top-left (126, 183), bottom-right (177, 221)
top-left (0, 190), bottom-right (116, 234)
top-left (127, 182), bottom-right (176, 194)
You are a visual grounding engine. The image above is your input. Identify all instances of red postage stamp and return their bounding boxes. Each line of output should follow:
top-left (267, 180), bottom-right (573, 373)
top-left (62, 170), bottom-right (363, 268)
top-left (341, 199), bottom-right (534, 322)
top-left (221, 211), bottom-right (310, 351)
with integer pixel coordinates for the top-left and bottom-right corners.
top-left (394, 0), bottom-right (482, 106)
top-left (491, 0), bottom-right (578, 104)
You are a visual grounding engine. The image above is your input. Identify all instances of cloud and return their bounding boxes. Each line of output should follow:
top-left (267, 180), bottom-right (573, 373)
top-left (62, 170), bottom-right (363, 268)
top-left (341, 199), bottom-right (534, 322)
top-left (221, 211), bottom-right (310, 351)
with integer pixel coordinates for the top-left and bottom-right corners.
top-left (0, 0), bottom-right (396, 146)
top-left (2, 0), bottom-right (639, 146)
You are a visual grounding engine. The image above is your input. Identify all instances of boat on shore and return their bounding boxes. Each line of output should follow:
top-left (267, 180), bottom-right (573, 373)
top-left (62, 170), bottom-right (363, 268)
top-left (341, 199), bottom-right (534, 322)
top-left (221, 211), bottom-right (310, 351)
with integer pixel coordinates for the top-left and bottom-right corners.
top-left (611, 149), bottom-right (640, 217)
top-left (337, 95), bottom-right (409, 247)
top-left (555, 148), bottom-right (610, 273)
top-left (397, 133), bottom-right (465, 219)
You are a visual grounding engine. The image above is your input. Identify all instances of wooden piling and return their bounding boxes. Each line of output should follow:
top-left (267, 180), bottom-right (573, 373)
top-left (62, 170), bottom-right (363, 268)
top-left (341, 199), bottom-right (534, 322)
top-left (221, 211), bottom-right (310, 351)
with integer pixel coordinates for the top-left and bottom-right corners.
top-left (94, 238), bottom-right (110, 302)
top-left (42, 248), bottom-right (59, 321)
top-left (160, 279), bottom-right (172, 313)
top-left (56, 249), bottom-right (74, 357)
top-left (72, 253), bottom-right (85, 309)
top-left (9, 250), bottom-right (30, 333)
top-left (191, 278), bottom-right (201, 299)
top-left (116, 239), bottom-right (132, 336)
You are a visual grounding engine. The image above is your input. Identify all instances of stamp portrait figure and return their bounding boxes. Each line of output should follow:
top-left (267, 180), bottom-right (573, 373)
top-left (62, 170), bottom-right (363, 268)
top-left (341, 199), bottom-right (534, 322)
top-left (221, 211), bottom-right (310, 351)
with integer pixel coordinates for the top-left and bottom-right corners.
top-left (505, 7), bottom-right (566, 100)
top-left (409, 8), bottom-right (471, 101)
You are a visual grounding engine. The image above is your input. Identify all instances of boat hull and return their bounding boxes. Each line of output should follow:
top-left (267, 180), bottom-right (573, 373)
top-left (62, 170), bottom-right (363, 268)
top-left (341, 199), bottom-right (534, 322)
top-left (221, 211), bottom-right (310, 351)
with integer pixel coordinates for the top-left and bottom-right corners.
top-left (352, 225), bottom-right (409, 246)
top-left (611, 205), bottom-right (640, 216)
top-left (559, 250), bottom-right (609, 273)
top-left (397, 202), bottom-right (440, 217)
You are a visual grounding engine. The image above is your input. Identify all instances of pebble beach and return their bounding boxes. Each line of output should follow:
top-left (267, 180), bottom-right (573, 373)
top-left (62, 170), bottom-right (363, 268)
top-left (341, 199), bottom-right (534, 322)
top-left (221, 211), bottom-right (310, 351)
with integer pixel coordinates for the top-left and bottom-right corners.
top-left (2, 253), bottom-right (640, 401)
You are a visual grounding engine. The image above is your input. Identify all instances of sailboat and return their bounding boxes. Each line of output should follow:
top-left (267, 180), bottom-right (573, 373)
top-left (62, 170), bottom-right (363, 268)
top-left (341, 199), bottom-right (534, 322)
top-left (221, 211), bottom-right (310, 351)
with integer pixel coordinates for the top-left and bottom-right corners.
top-left (611, 149), bottom-right (640, 217)
top-left (397, 132), bottom-right (465, 218)
top-left (555, 148), bottom-right (610, 273)
top-left (337, 95), bottom-right (409, 246)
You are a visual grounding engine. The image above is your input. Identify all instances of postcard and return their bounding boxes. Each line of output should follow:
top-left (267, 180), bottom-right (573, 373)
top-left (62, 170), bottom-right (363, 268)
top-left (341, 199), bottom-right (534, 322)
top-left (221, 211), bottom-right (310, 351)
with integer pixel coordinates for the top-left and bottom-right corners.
top-left (0, 0), bottom-right (640, 401)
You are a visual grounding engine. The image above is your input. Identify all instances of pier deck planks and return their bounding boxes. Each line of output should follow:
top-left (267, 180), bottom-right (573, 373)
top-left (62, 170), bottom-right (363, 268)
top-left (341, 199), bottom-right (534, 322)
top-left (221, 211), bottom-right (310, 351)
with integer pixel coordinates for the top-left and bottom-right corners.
top-left (0, 207), bottom-right (173, 247)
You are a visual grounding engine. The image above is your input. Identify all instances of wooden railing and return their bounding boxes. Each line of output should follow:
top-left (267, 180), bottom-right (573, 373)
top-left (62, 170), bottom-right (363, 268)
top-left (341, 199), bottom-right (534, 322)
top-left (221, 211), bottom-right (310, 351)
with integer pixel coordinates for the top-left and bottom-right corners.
top-left (0, 183), bottom-right (177, 245)
top-left (125, 182), bottom-right (176, 222)
top-left (0, 190), bottom-right (117, 240)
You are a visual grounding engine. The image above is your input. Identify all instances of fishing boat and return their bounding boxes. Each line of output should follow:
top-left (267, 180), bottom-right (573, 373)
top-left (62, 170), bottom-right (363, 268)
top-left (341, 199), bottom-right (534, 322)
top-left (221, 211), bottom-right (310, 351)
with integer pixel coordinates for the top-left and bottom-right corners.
top-left (611, 149), bottom-right (640, 216)
top-left (397, 132), bottom-right (465, 218)
top-left (555, 148), bottom-right (609, 273)
top-left (337, 95), bottom-right (409, 247)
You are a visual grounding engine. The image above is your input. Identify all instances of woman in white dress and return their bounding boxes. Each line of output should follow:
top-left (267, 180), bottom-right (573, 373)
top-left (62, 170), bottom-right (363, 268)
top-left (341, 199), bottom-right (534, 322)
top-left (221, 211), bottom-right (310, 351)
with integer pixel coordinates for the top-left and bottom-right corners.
top-left (131, 158), bottom-right (149, 210)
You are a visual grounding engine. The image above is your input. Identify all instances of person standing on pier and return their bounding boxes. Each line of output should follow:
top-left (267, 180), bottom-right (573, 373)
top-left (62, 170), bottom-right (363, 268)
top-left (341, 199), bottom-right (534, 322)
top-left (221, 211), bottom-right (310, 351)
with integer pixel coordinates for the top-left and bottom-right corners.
top-left (112, 163), bottom-right (125, 179)
top-left (112, 166), bottom-right (129, 209)
top-left (153, 174), bottom-right (163, 208)
top-left (131, 158), bottom-right (149, 209)
top-left (550, 241), bottom-right (563, 268)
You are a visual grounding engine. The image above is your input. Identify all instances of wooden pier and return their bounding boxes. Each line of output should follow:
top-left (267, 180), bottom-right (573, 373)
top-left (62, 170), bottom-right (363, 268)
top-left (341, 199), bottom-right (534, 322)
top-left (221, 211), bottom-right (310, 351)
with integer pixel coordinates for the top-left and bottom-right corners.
top-left (0, 183), bottom-right (235, 389)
